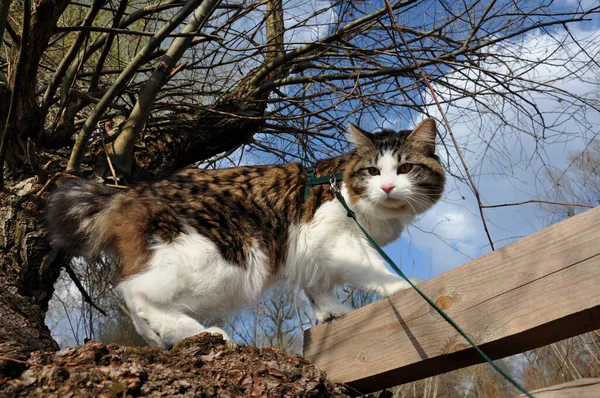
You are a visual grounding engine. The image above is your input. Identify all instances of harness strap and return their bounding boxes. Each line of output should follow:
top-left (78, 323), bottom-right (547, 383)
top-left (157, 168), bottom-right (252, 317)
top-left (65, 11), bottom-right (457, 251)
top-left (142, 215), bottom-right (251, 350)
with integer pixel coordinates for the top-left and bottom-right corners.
top-left (303, 168), bottom-right (344, 202)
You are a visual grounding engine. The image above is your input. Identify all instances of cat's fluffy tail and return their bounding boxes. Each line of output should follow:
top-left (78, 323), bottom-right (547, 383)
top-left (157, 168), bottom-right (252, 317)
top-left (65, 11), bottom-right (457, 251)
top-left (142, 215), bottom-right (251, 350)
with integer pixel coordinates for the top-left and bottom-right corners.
top-left (46, 178), bottom-right (120, 257)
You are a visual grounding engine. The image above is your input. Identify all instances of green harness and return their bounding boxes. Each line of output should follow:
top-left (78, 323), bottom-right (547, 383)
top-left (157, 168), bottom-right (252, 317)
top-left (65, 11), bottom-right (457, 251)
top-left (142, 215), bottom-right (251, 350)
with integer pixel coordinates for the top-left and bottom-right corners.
top-left (303, 168), bottom-right (344, 202)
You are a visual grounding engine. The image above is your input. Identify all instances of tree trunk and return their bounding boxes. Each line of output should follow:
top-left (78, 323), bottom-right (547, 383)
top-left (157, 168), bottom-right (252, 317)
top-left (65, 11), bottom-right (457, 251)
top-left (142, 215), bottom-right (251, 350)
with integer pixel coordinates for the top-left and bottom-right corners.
top-left (0, 0), bottom-right (71, 367)
top-left (6, 0), bottom-right (70, 169)
top-left (130, 98), bottom-right (264, 179)
top-left (0, 179), bottom-right (65, 377)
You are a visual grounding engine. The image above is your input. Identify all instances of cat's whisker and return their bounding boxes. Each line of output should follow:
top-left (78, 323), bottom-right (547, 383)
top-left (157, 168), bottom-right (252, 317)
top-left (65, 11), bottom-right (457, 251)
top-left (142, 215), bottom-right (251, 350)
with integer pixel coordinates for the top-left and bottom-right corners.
top-left (403, 197), bottom-right (421, 215)
top-left (406, 196), bottom-right (434, 212)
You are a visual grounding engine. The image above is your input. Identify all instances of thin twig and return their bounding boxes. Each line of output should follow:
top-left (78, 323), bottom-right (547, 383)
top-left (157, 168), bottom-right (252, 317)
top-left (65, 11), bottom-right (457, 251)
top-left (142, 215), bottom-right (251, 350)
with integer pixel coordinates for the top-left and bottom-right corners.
top-left (35, 172), bottom-right (78, 198)
top-left (0, 356), bottom-right (42, 367)
top-left (107, 288), bottom-right (131, 317)
top-left (341, 287), bottom-right (355, 304)
top-left (54, 25), bottom-right (224, 40)
top-left (64, 263), bottom-right (108, 316)
top-left (481, 200), bottom-right (594, 209)
top-left (68, 89), bottom-right (129, 112)
top-left (35, 172), bottom-right (128, 198)
top-left (99, 131), bottom-right (119, 186)
top-left (105, 183), bottom-right (128, 189)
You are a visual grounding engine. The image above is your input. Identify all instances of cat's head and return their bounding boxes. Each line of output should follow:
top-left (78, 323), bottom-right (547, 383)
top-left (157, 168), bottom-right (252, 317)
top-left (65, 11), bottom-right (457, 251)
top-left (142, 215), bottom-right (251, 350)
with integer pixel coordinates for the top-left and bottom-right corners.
top-left (345, 118), bottom-right (445, 216)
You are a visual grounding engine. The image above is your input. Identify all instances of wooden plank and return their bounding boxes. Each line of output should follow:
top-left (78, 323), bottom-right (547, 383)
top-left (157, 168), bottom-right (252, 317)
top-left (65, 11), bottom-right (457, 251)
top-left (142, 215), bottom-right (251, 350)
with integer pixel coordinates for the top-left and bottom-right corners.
top-left (520, 379), bottom-right (600, 397)
top-left (303, 206), bottom-right (600, 394)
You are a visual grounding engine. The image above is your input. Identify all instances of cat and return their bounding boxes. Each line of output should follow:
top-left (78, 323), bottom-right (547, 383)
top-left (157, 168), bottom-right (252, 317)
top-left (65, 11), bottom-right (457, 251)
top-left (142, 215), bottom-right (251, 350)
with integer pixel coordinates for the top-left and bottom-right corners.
top-left (46, 118), bottom-right (445, 349)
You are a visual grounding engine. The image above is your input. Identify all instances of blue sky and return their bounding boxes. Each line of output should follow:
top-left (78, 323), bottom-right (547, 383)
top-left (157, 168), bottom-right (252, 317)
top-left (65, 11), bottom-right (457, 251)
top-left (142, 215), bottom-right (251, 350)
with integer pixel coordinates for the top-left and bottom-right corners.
top-left (199, 0), bottom-right (600, 290)
top-left (211, 0), bottom-right (600, 284)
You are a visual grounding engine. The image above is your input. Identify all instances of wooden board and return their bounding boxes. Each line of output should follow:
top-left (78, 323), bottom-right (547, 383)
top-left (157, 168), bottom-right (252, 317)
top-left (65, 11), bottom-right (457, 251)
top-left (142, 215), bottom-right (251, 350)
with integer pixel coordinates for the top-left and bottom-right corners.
top-left (303, 206), bottom-right (600, 394)
top-left (520, 379), bottom-right (600, 397)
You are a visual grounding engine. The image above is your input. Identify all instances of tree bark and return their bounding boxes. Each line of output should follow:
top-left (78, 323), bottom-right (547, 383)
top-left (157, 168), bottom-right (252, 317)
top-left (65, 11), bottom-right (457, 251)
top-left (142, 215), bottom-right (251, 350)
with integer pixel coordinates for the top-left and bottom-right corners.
top-left (0, 0), bottom-right (70, 368)
top-left (1, 334), bottom-right (352, 396)
top-left (130, 98), bottom-right (264, 179)
top-left (0, 180), bottom-right (65, 377)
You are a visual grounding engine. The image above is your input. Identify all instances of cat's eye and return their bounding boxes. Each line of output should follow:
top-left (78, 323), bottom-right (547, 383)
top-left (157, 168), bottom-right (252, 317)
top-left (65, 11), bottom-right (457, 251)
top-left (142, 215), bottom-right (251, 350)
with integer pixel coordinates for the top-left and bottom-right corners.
top-left (397, 164), bottom-right (413, 174)
top-left (367, 167), bottom-right (380, 176)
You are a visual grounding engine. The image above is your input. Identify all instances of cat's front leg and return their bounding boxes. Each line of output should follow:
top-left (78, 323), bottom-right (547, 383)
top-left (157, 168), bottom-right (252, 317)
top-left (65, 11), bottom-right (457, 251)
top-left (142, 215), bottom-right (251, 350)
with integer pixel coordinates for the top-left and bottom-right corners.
top-left (375, 275), bottom-right (424, 297)
top-left (342, 267), bottom-right (417, 297)
top-left (304, 287), bottom-right (352, 323)
top-left (330, 239), bottom-right (424, 297)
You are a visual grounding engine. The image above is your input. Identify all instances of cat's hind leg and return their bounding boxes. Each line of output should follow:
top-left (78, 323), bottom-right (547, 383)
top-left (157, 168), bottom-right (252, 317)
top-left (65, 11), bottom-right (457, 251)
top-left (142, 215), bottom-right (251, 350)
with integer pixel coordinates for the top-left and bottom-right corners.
top-left (305, 287), bottom-right (351, 323)
top-left (121, 285), bottom-right (230, 349)
top-left (117, 229), bottom-right (265, 348)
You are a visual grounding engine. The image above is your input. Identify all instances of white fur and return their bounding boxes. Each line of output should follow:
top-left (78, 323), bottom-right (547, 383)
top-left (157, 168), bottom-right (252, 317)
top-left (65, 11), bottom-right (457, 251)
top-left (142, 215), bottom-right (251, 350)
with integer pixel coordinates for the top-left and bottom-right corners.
top-left (368, 151), bottom-right (413, 202)
top-left (119, 155), bottom-right (425, 347)
top-left (280, 183), bottom-right (415, 322)
top-left (118, 228), bottom-right (268, 348)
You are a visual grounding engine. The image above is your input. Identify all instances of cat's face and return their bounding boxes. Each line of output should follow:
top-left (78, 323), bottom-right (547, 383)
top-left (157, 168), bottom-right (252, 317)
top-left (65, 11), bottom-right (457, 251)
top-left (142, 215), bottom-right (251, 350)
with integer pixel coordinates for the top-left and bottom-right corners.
top-left (345, 118), bottom-right (445, 215)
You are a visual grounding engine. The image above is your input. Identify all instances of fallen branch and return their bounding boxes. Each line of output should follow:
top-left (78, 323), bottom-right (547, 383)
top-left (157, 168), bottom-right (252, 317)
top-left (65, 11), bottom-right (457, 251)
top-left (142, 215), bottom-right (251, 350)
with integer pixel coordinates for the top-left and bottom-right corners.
top-left (64, 263), bottom-right (108, 317)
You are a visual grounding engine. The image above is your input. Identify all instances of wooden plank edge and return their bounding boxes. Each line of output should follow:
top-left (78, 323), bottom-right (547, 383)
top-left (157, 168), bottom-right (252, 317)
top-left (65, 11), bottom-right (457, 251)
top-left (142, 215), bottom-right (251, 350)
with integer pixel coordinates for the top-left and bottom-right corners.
top-left (520, 378), bottom-right (600, 397)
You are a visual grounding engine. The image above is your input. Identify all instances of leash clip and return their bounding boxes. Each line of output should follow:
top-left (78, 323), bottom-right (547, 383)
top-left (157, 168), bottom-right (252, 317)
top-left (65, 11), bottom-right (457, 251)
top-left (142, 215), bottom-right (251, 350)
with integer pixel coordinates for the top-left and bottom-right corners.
top-left (329, 175), bottom-right (340, 193)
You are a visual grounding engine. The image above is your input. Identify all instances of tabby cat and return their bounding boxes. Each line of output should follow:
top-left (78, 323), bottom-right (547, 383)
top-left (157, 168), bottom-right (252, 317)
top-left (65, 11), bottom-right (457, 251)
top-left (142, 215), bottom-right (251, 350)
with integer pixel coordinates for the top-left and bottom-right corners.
top-left (47, 118), bottom-right (445, 349)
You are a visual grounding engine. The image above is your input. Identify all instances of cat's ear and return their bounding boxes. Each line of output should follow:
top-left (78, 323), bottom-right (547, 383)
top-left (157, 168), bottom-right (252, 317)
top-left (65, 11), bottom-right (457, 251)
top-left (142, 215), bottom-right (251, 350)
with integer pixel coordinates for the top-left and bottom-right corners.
top-left (407, 118), bottom-right (437, 155)
top-left (347, 123), bottom-right (374, 154)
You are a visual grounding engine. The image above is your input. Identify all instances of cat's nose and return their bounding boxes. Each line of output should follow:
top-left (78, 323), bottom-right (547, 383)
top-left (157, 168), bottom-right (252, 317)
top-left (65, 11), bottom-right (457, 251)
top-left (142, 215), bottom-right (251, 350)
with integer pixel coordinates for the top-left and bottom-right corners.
top-left (381, 184), bottom-right (395, 195)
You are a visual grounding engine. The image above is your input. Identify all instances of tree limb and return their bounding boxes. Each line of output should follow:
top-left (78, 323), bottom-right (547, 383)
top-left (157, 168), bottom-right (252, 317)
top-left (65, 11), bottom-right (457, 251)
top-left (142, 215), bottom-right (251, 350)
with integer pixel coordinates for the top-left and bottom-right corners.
top-left (66, 0), bottom-right (206, 174)
top-left (109, 0), bottom-right (224, 174)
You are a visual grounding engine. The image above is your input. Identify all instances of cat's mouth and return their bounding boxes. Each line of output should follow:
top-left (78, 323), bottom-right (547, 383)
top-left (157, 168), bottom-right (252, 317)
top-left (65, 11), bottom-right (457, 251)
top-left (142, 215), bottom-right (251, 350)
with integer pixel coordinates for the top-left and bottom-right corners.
top-left (382, 196), bottom-right (435, 214)
top-left (379, 197), bottom-right (407, 211)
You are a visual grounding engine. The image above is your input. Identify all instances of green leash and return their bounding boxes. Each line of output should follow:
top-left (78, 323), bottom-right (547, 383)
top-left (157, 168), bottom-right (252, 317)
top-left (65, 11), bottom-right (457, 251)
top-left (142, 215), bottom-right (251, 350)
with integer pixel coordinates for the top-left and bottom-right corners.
top-left (304, 171), bottom-right (533, 398)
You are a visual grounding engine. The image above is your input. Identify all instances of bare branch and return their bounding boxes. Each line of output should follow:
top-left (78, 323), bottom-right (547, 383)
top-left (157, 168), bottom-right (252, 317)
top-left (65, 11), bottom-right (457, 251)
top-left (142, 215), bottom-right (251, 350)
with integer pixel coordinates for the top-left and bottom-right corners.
top-left (481, 200), bottom-right (595, 209)
top-left (108, 0), bottom-right (223, 173)
top-left (64, 263), bottom-right (107, 317)
top-left (41, 0), bottom-right (105, 118)
top-left (66, 0), bottom-right (207, 173)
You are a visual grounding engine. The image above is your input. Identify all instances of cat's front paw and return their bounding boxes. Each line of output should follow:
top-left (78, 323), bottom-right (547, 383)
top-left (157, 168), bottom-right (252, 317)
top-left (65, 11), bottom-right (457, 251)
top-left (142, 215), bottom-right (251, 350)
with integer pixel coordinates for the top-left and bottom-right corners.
top-left (380, 277), bottom-right (424, 297)
top-left (314, 303), bottom-right (352, 323)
